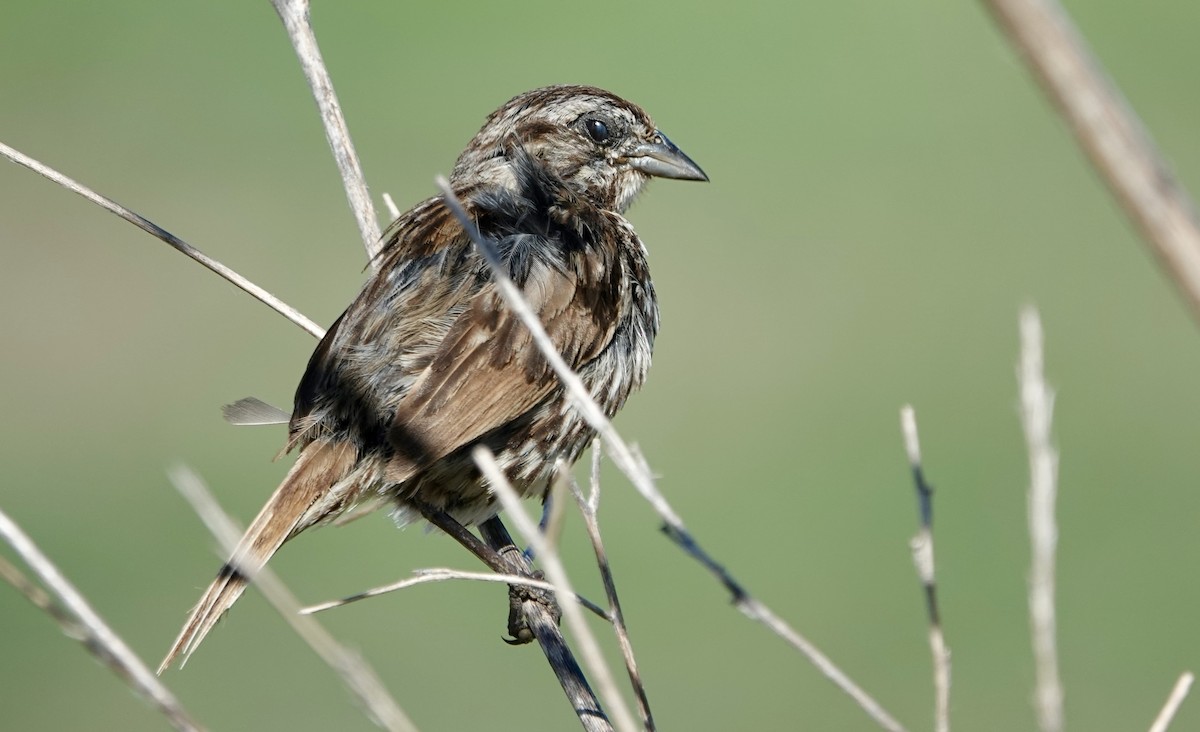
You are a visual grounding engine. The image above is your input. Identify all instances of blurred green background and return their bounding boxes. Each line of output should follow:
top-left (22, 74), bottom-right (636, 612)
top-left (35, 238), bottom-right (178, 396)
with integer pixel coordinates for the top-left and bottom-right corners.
top-left (2, 1), bottom-right (1199, 730)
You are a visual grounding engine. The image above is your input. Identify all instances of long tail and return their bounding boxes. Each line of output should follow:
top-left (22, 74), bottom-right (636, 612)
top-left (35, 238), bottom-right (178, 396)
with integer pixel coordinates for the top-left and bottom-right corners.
top-left (158, 439), bottom-right (357, 673)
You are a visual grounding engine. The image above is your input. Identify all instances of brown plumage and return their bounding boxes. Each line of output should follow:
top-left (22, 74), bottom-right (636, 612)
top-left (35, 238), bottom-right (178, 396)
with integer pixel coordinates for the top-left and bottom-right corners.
top-left (160, 85), bottom-right (706, 672)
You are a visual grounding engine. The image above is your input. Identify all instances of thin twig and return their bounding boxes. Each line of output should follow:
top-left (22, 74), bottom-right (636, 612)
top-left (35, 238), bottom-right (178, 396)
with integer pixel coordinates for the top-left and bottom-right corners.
top-left (300, 567), bottom-right (610, 620)
top-left (474, 447), bottom-right (637, 732)
top-left (982, 0), bottom-right (1200, 324)
top-left (900, 406), bottom-right (950, 732)
top-left (270, 0), bottom-right (383, 263)
top-left (167, 466), bottom-right (417, 732)
top-left (436, 177), bottom-right (908, 732)
top-left (1018, 307), bottom-right (1063, 732)
top-left (382, 193), bottom-right (402, 222)
top-left (0, 555), bottom-right (63, 623)
top-left (0, 141), bottom-right (324, 339)
top-left (1149, 672), bottom-right (1195, 732)
top-left (659, 517), bottom-right (908, 732)
top-left (0, 508), bottom-right (203, 732)
top-left (565, 444), bottom-right (656, 731)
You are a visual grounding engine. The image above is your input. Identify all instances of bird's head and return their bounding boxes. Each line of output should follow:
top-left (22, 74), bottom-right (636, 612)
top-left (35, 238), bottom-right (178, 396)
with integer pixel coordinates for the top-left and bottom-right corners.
top-left (451, 85), bottom-right (707, 213)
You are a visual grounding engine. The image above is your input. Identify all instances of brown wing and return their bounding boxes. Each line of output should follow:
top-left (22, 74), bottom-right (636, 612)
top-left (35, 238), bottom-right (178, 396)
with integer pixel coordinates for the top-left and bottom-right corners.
top-left (288, 195), bottom-right (483, 448)
top-left (386, 254), bottom-right (614, 481)
top-left (290, 187), bottom-right (618, 478)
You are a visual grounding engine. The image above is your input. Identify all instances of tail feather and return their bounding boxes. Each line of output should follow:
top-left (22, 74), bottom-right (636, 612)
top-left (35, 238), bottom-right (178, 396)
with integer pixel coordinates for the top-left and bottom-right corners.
top-left (158, 439), bottom-right (357, 673)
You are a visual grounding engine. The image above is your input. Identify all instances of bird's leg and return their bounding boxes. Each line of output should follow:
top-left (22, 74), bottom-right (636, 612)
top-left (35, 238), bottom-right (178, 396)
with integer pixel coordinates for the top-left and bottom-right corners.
top-left (480, 515), bottom-right (562, 644)
top-left (413, 503), bottom-right (560, 643)
top-left (414, 501), bottom-right (509, 574)
top-left (478, 515), bottom-right (528, 573)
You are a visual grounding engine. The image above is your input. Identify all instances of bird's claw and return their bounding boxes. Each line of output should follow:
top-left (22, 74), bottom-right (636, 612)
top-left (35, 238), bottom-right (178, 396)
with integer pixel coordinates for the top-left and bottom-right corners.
top-left (504, 569), bottom-right (560, 644)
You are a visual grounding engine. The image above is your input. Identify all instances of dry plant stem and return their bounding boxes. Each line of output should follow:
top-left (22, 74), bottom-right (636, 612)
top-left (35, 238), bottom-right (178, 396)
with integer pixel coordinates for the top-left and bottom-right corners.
top-left (475, 447), bottom-right (637, 732)
top-left (900, 406), bottom-right (951, 732)
top-left (437, 177), bottom-right (907, 732)
top-left (270, 0), bottom-right (383, 263)
top-left (982, 0), bottom-right (1200, 323)
top-left (1149, 672), bottom-right (1195, 732)
top-left (167, 466), bottom-right (418, 732)
top-left (1017, 308), bottom-right (1063, 732)
top-left (476, 515), bottom-right (613, 732)
top-left (0, 555), bottom-right (63, 624)
top-left (300, 568), bottom-right (609, 619)
top-left (0, 141), bottom-right (324, 339)
top-left (0, 508), bottom-right (203, 732)
top-left (658, 519), bottom-right (906, 732)
top-left (382, 192), bottom-right (402, 221)
top-left (566, 444), bottom-right (655, 732)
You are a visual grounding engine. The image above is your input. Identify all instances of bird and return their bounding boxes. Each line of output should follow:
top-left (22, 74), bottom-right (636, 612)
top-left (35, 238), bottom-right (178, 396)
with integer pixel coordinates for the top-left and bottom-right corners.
top-left (159, 84), bottom-right (707, 672)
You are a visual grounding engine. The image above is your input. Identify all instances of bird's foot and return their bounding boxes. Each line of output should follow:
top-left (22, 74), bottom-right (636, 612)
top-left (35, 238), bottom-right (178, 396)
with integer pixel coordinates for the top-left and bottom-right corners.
top-left (504, 569), bottom-right (561, 644)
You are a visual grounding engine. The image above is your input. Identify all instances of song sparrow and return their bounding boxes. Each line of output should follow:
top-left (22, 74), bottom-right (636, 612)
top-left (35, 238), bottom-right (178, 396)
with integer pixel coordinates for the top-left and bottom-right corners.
top-left (160, 84), bottom-right (706, 670)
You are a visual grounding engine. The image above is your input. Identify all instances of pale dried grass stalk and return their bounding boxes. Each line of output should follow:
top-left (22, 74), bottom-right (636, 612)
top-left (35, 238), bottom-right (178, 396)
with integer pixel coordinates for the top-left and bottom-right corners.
top-left (565, 442), bottom-right (655, 731)
top-left (982, 0), bottom-right (1200, 323)
top-left (1148, 672), bottom-right (1194, 732)
top-left (1018, 307), bottom-right (1063, 732)
top-left (0, 141), bottom-right (324, 339)
top-left (900, 406), bottom-right (950, 732)
top-left (382, 193), bottom-right (402, 221)
top-left (167, 466), bottom-right (418, 732)
top-left (270, 0), bottom-right (383, 263)
top-left (300, 567), bottom-right (609, 620)
top-left (0, 508), bottom-right (202, 732)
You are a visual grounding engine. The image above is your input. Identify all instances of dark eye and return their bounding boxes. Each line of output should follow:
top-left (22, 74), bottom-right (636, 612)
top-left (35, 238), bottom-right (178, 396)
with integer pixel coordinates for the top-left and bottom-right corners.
top-left (584, 118), bottom-right (610, 144)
